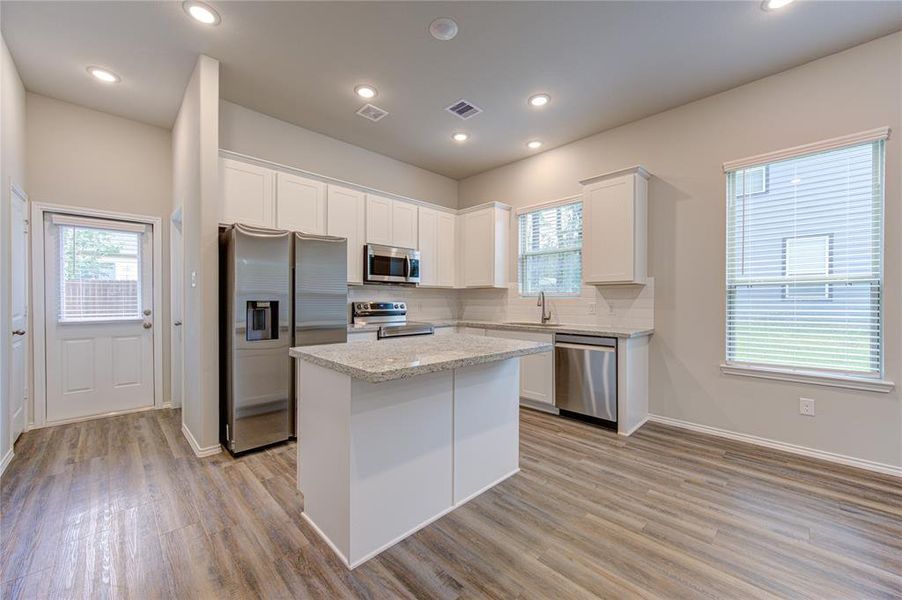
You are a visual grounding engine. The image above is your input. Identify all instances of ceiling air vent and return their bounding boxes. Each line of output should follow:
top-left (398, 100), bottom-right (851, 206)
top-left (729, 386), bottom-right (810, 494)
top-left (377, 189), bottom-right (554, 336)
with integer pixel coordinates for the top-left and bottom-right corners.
top-left (356, 104), bottom-right (389, 122)
top-left (445, 99), bottom-right (483, 120)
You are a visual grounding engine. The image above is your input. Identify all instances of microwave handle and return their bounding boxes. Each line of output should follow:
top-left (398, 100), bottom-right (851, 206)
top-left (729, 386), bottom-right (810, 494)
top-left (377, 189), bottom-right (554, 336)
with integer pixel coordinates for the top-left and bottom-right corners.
top-left (404, 256), bottom-right (411, 279)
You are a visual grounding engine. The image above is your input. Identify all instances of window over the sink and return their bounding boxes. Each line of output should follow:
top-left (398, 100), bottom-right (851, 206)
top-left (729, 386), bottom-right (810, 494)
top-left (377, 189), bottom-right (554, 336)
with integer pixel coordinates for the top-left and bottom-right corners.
top-left (518, 200), bottom-right (583, 296)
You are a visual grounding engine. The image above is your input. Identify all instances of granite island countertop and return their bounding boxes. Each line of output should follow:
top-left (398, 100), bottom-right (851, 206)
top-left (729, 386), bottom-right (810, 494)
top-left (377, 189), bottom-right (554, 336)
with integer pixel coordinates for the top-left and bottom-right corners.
top-left (291, 333), bottom-right (552, 383)
top-left (348, 320), bottom-right (652, 338)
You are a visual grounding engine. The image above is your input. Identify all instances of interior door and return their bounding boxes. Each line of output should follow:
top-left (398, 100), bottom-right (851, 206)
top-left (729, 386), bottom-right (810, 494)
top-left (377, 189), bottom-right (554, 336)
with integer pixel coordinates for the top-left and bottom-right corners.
top-left (44, 213), bottom-right (154, 422)
top-left (9, 186), bottom-right (28, 442)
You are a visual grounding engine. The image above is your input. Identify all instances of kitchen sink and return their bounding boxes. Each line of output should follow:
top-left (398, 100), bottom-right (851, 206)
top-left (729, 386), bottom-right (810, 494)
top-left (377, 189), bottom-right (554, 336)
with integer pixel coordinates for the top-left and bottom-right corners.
top-left (503, 321), bottom-right (558, 327)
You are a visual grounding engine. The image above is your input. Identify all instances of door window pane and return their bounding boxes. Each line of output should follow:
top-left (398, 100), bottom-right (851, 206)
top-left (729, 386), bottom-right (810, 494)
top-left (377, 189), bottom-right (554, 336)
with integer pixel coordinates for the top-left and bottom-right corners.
top-left (59, 225), bottom-right (142, 321)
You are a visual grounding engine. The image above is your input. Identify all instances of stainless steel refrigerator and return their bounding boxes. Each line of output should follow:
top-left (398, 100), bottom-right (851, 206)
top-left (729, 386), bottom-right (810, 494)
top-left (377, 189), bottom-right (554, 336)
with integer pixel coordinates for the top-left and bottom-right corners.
top-left (220, 225), bottom-right (347, 454)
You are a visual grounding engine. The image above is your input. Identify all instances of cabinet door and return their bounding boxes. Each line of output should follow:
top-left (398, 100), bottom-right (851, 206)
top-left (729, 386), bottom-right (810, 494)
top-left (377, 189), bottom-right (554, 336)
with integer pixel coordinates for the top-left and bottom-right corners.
top-left (461, 210), bottom-right (494, 287)
top-left (366, 194), bottom-right (393, 245)
top-left (436, 212), bottom-right (456, 287)
top-left (327, 185), bottom-right (366, 284)
top-left (392, 201), bottom-right (418, 249)
top-left (220, 158), bottom-right (274, 227)
top-left (583, 175), bottom-right (635, 283)
top-left (275, 172), bottom-right (326, 234)
top-left (492, 330), bottom-right (554, 405)
top-left (418, 207), bottom-right (437, 286)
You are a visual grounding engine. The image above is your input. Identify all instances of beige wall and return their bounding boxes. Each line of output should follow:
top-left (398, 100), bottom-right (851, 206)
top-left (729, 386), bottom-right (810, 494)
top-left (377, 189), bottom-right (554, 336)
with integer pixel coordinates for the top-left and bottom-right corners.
top-left (459, 33), bottom-right (902, 468)
top-left (173, 55), bottom-right (220, 452)
top-left (219, 100), bottom-right (459, 210)
top-left (25, 93), bottom-right (173, 410)
top-left (1, 35), bottom-right (26, 464)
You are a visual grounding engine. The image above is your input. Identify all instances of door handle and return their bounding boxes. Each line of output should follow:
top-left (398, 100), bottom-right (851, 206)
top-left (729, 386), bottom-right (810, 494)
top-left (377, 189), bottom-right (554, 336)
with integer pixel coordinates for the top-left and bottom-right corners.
top-left (143, 322), bottom-right (153, 329)
top-left (174, 321), bottom-right (182, 326)
top-left (12, 329), bottom-right (26, 336)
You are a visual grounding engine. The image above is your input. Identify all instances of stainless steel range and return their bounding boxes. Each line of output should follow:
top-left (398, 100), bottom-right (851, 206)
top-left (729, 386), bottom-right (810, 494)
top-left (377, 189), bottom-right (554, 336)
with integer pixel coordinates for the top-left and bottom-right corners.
top-left (351, 301), bottom-right (434, 339)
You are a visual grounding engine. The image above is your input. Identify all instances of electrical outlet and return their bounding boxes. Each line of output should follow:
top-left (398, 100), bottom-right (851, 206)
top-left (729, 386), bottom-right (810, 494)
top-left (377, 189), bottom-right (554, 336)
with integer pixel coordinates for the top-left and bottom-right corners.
top-left (799, 397), bottom-right (815, 416)
top-left (588, 303), bottom-right (596, 315)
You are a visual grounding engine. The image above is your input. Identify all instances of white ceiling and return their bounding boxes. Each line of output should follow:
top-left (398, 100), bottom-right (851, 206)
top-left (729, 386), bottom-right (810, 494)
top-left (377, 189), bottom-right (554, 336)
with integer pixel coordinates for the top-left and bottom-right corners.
top-left (3, 1), bottom-right (900, 179)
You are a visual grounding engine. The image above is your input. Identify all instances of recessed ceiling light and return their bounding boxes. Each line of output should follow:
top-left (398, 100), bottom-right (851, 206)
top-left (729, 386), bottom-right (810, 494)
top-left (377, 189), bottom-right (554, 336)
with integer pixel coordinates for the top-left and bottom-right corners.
top-left (182, 1), bottom-right (221, 25)
top-left (528, 94), bottom-right (550, 107)
top-left (452, 132), bottom-right (469, 143)
top-left (761, 0), bottom-right (794, 10)
top-left (527, 140), bottom-right (543, 150)
top-left (86, 66), bottom-right (120, 84)
top-left (355, 85), bottom-right (377, 99)
top-left (429, 17), bottom-right (459, 41)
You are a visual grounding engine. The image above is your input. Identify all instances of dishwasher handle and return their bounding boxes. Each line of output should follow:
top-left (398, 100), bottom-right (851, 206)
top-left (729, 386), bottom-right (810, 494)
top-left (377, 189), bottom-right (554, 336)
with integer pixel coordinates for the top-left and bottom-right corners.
top-left (555, 342), bottom-right (615, 352)
top-left (555, 333), bottom-right (616, 348)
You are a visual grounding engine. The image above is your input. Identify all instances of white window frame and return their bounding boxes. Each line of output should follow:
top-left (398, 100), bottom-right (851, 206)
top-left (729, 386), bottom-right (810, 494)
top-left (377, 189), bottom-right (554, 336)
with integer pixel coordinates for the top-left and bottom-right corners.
top-left (516, 197), bottom-right (583, 297)
top-left (720, 127), bottom-right (894, 393)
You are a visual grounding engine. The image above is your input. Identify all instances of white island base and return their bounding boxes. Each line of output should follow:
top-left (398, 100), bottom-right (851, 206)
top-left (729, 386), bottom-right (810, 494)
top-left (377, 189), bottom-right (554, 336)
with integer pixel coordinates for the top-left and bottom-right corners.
top-left (297, 358), bottom-right (520, 569)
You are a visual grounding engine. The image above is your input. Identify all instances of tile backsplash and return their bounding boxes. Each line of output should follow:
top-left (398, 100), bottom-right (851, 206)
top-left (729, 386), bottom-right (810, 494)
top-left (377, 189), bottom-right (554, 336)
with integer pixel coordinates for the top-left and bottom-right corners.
top-left (457, 278), bottom-right (655, 330)
top-left (349, 278), bottom-right (654, 330)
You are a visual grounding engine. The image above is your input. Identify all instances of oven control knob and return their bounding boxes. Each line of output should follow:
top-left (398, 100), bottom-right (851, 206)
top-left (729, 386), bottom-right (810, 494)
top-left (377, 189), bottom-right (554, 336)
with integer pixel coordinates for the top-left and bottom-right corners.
top-left (394, 303), bottom-right (399, 308)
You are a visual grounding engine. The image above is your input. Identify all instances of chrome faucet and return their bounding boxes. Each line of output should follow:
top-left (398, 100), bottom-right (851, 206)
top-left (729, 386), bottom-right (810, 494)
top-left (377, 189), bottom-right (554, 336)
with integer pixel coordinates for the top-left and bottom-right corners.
top-left (537, 291), bottom-right (552, 324)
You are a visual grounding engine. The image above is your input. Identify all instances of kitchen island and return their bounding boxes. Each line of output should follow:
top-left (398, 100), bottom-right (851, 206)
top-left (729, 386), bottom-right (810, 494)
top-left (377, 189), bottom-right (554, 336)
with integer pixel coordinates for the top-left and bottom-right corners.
top-left (290, 333), bottom-right (552, 569)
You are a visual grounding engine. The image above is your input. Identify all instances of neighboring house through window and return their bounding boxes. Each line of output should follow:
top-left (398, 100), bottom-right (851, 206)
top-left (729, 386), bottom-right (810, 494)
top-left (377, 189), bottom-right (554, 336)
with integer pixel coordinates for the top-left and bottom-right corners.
top-left (518, 201), bottom-right (583, 296)
top-left (725, 135), bottom-right (885, 377)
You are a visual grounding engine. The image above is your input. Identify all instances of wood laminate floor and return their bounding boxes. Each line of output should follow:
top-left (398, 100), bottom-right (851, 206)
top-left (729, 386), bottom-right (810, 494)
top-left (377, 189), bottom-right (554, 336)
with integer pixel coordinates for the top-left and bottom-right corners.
top-left (2, 408), bottom-right (900, 599)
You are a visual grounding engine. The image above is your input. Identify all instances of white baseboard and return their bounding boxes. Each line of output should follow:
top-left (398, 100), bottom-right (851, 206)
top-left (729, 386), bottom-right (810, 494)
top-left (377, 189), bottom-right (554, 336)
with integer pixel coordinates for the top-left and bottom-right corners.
top-left (181, 423), bottom-right (222, 458)
top-left (619, 415), bottom-right (648, 437)
top-left (647, 414), bottom-right (901, 478)
top-left (0, 448), bottom-right (14, 477)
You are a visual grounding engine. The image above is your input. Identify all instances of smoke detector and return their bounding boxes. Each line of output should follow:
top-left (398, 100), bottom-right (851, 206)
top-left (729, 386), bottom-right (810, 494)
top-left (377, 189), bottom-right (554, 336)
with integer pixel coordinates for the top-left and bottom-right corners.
top-left (356, 104), bottom-right (389, 122)
top-left (445, 99), bottom-right (482, 120)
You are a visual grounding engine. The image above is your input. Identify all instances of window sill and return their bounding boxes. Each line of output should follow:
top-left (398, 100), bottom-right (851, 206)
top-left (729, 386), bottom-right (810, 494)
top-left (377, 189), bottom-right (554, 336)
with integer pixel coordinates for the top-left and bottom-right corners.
top-left (720, 363), bottom-right (895, 394)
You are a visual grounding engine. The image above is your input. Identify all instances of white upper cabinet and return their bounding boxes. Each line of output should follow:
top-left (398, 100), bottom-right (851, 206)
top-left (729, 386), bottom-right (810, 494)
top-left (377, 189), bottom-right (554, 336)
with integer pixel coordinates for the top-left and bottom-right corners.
top-left (327, 185), bottom-right (366, 284)
top-left (418, 207), bottom-right (456, 288)
top-left (392, 201), bottom-right (418, 249)
top-left (366, 194), bottom-right (418, 249)
top-left (459, 204), bottom-right (510, 288)
top-left (365, 194), bottom-right (394, 245)
top-left (275, 172), bottom-right (326, 234)
top-left (220, 158), bottom-right (274, 227)
top-left (581, 166), bottom-right (649, 285)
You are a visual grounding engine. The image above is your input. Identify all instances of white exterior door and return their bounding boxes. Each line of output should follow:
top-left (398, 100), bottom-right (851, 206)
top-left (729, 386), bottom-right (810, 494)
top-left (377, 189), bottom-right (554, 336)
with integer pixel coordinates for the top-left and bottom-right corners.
top-left (44, 214), bottom-right (155, 423)
top-left (9, 187), bottom-right (28, 442)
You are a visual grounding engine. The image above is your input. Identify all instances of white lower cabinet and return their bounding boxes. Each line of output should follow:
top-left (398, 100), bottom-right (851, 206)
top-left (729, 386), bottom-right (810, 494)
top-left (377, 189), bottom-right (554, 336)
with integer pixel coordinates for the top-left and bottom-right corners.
top-left (486, 329), bottom-right (554, 406)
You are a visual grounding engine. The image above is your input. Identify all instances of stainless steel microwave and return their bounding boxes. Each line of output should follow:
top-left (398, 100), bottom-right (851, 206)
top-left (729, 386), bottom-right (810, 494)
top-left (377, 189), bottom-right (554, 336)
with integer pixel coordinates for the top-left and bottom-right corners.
top-left (364, 244), bottom-right (420, 285)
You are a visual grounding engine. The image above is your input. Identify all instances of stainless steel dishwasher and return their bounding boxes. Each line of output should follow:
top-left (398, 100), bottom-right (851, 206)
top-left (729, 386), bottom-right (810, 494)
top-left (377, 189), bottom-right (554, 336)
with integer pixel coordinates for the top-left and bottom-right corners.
top-left (554, 334), bottom-right (617, 429)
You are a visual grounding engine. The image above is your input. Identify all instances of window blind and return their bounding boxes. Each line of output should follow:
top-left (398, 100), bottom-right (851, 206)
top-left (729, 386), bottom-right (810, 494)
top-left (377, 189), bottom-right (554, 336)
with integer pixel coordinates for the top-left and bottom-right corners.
top-left (518, 201), bottom-right (583, 296)
top-left (725, 140), bottom-right (884, 376)
top-left (59, 225), bottom-right (143, 321)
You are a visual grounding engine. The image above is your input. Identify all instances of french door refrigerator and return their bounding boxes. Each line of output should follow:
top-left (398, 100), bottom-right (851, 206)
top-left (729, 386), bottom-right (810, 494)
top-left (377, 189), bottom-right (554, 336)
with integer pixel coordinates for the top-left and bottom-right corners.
top-left (220, 225), bottom-right (347, 454)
